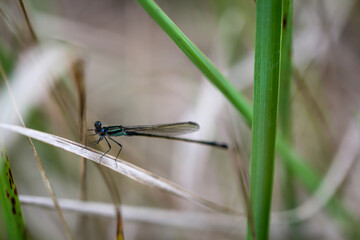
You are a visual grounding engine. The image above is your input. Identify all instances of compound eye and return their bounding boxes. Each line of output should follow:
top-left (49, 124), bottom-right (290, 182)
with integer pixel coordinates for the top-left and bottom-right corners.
top-left (94, 121), bottom-right (102, 127)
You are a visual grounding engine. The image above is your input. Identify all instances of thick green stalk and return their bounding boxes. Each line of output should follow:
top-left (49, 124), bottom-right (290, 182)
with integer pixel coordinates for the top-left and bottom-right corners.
top-left (248, 0), bottom-right (283, 239)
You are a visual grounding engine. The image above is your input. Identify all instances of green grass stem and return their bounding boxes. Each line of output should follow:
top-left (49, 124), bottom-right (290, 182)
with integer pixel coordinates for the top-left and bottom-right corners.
top-left (0, 146), bottom-right (27, 240)
top-left (247, 0), bottom-right (283, 238)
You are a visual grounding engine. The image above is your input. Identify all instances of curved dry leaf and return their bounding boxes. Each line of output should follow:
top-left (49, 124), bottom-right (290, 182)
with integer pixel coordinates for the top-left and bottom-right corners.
top-left (0, 123), bottom-right (242, 215)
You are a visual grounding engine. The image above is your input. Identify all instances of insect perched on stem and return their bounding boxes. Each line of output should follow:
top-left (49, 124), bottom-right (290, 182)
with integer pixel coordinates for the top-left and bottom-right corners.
top-left (88, 121), bottom-right (228, 162)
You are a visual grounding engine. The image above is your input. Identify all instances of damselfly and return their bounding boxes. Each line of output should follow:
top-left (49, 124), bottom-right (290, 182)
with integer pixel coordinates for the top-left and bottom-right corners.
top-left (89, 121), bottom-right (228, 160)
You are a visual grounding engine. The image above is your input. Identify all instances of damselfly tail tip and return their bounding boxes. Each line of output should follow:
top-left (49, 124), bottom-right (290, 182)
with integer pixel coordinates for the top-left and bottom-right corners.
top-left (209, 141), bottom-right (228, 149)
top-left (218, 142), bottom-right (229, 149)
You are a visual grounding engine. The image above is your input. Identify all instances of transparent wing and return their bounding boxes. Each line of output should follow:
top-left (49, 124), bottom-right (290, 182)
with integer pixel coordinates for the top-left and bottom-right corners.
top-left (124, 121), bottom-right (199, 136)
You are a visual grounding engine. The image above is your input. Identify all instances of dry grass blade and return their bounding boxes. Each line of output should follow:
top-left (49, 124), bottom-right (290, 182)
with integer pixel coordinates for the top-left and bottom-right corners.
top-left (19, 195), bottom-right (246, 236)
top-left (95, 166), bottom-right (124, 240)
top-left (0, 123), bottom-right (242, 215)
top-left (18, 0), bottom-right (38, 43)
top-left (0, 63), bottom-right (73, 240)
top-left (230, 144), bottom-right (255, 239)
top-left (71, 60), bottom-right (88, 200)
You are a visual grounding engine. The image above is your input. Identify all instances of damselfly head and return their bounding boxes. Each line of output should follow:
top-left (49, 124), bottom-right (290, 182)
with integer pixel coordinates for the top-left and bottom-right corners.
top-left (94, 121), bottom-right (103, 134)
